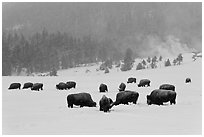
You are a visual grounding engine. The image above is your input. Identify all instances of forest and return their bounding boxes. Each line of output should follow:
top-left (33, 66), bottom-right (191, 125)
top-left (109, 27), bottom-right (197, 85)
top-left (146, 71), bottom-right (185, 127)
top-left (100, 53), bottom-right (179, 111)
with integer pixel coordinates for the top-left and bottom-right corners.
top-left (2, 29), bottom-right (123, 76)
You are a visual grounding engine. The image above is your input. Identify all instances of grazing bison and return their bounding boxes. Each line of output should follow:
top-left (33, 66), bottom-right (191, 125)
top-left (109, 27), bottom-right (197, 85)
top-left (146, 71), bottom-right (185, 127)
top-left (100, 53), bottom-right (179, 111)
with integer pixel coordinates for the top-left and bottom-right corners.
top-left (147, 89), bottom-right (177, 105)
top-left (118, 82), bottom-right (126, 91)
top-left (99, 95), bottom-right (113, 112)
top-left (31, 83), bottom-right (43, 91)
top-left (22, 82), bottom-right (33, 89)
top-left (112, 90), bottom-right (139, 106)
top-left (8, 83), bottom-right (21, 90)
top-left (67, 92), bottom-right (96, 108)
top-left (99, 83), bottom-right (108, 92)
top-left (127, 77), bottom-right (136, 83)
top-left (159, 84), bottom-right (175, 91)
top-left (138, 79), bottom-right (150, 87)
top-left (56, 82), bottom-right (68, 90)
top-left (185, 78), bottom-right (191, 83)
top-left (66, 81), bottom-right (76, 89)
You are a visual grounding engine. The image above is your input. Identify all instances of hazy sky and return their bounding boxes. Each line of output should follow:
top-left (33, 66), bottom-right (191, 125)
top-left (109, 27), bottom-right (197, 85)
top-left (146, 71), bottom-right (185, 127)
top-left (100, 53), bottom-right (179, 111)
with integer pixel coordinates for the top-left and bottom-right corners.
top-left (2, 2), bottom-right (202, 55)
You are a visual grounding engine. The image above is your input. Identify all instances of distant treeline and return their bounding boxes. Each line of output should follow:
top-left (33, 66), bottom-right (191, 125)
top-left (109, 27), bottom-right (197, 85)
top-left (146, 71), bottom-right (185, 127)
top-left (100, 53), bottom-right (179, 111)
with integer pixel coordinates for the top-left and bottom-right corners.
top-left (2, 28), bottom-right (123, 76)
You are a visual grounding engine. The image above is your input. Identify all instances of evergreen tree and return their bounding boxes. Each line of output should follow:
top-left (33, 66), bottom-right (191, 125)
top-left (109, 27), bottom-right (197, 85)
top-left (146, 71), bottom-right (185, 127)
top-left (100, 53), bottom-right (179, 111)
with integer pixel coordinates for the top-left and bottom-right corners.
top-left (136, 63), bottom-right (144, 70)
top-left (159, 56), bottom-right (162, 61)
top-left (147, 57), bottom-right (151, 63)
top-left (177, 53), bottom-right (183, 65)
top-left (165, 59), bottom-right (171, 67)
top-left (121, 48), bottom-right (134, 71)
top-left (173, 59), bottom-right (177, 65)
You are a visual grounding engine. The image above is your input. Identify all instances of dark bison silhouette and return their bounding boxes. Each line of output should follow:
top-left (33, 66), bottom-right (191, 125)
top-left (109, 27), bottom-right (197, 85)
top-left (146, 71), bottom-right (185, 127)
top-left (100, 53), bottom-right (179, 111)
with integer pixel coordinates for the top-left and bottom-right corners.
top-left (31, 83), bottom-right (43, 91)
top-left (118, 82), bottom-right (126, 91)
top-left (112, 90), bottom-right (139, 106)
top-left (22, 82), bottom-right (33, 89)
top-left (138, 79), bottom-right (150, 87)
top-left (56, 82), bottom-right (68, 90)
top-left (67, 92), bottom-right (96, 108)
top-left (99, 83), bottom-right (108, 92)
top-left (147, 89), bottom-right (177, 105)
top-left (159, 84), bottom-right (175, 91)
top-left (8, 83), bottom-right (21, 90)
top-left (66, 81), bottom-right (76, 89)
top-left (185, 78), bottom-right (191, 83)
top-left (99, 95), bottom-right (113, 112)
top-left (127, 77), bottom-right (136, 83)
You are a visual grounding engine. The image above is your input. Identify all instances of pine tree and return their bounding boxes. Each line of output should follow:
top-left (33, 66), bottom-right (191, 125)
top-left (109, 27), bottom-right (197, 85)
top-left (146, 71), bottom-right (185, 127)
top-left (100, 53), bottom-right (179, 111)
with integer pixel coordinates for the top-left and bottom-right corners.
top-left (136, 63), bottom-right (144, 70)
top-left (121, 48), bottom-right (134, 71)
top-left (147, 57), bottom-right (151, 63)
top-left (165, 59), bottom-right (171, 67)
top-left (177, 53), bottom-right (183, 65)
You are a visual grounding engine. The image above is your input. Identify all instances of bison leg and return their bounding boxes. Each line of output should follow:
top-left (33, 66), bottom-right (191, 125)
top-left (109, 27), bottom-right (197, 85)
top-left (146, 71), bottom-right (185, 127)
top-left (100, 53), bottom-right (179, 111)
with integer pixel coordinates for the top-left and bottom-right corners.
top-left (100, 107), bottom-right (103, 111)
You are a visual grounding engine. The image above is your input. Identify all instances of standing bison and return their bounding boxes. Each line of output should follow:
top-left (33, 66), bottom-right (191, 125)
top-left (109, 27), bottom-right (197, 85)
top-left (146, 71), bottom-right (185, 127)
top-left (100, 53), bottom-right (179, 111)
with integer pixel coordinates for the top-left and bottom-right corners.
top-left (185, 78), bottom-right (191, 83)
top-left (8, 83), bottom-right (21, 90)
top-left (99, 95), bottom-right (113, 112)
top-left (31, 83), bottom-right (43, 91)
top-left (99, 83), bottom-right (108, 92)
top-left (67, 92), bottom-right (96, 108)
top-left (159, 84), bottom-right (175, 91)
top-left (112, 90), bottom-right (139, 106)
top-left (56, 82), bottom-right (68, 90)
top-left (118, 82), bottom-right (126, 91)
top-left (127, 77), bottom-right (136, 83)
top-left (147, 89), bottom-right (177, 105)
top-left (22, 82), bottom-right (33, 89)
top-left (66, 81), bottom-right (76, 89)
top-left (138, 79), bottom-right (150, 87)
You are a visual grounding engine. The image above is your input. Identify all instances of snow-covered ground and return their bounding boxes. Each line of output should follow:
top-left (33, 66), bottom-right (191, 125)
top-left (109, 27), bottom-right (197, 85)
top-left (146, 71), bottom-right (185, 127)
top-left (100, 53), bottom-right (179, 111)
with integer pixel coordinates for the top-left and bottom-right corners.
top-left (2, 53), bottom-right (202, 135)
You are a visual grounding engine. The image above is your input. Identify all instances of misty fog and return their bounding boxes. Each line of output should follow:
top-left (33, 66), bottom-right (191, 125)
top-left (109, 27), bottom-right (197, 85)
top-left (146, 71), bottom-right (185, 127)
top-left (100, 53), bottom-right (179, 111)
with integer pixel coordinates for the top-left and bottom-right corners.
top-left (3, 2), bottom-right (202, 57)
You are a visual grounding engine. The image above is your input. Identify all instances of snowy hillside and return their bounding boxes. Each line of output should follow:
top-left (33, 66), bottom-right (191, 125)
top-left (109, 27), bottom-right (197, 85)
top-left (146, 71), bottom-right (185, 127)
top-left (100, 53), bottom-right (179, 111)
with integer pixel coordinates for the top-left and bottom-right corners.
top-left (2, 52), bottom-right (202, 134)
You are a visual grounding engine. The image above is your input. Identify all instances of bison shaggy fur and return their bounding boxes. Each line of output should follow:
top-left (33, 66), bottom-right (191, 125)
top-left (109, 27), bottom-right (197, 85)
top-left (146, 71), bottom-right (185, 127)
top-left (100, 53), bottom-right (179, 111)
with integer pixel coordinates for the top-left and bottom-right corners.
top-left (147, 89), bottom-right (177, 105)
top-left (8, 83), bottom-right (21, 90)
top-left (185, 78), bottom-right (191, 83)
top-left (31, 83), bottom-right (43, 91)
top-left (159, 84), bottom-right (175, 91)
top-left (23, 82), bottom-right (33, 89)
top-left (66, 81), bottom-right (76, 89)
top-left (112, 90), bottom-right (139, 106)
top-left (67, 92), bottom-right (96, 108)
top-left (138, 79), bottom-right (150, 87)
top-left (56, 82), bottom-right (68, 90)
top-left (127, 77), bottom-right (136, 83)
top-left (118, 82), bottom-right (126, 91)
top-left (99, 83), bottom-right (108, 92)
top-left (99, 95), bottom-right (113, 112)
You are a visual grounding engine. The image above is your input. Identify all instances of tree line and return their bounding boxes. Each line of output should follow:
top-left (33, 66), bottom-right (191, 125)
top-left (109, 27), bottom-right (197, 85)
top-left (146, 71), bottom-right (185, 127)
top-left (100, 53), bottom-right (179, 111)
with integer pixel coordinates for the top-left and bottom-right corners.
top-left (2, 29), bottom-right (122, 76)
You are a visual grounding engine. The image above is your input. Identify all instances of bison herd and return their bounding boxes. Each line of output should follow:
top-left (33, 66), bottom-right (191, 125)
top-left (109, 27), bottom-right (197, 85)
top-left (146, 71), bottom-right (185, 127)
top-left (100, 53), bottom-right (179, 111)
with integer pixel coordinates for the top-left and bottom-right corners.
top-left (8, 77), bottom-right (192, 113)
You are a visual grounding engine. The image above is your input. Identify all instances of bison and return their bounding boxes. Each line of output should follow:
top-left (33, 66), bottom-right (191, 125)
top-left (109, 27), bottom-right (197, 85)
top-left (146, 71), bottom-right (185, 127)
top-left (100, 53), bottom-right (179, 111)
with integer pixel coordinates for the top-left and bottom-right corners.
top-left (8, 83), bottom-right (21, 90)
top-left (147, 89), bottom-right (177, 105)
top-left (138, 79), bottom-right (150, 87)
top-left (67, 92), bottom-right (96, 108)
top-left (185, 78), bottom-right (191, 83)
top-left (112, 90), bottom-right (139, 106)
top-left (99, 83), bottom-right (108, 92)
top-left (56, 82), bottom-right (68, 90)
top-left (31, 83), bottom-right (43, 91)
top-left (127, 77), bottom-right (136, 83)
top-left (159, 84), bottom-right (175, 91)
top-left (22, 82), bottom-right (33, 89)
top-left (99, 95), bottom-right (113, 112)
top-left (118, 82), bottom-right (126, 91)
top-left (66, 81), bottom-right (76, 89)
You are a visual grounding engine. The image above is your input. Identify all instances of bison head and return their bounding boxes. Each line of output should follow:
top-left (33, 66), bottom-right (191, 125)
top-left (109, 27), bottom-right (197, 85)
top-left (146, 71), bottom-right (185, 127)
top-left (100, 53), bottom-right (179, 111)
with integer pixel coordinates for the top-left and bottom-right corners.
top-left (146, 95), bottom-right (152, 105)
top-left (91, 102), bottom-right (97, 107)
